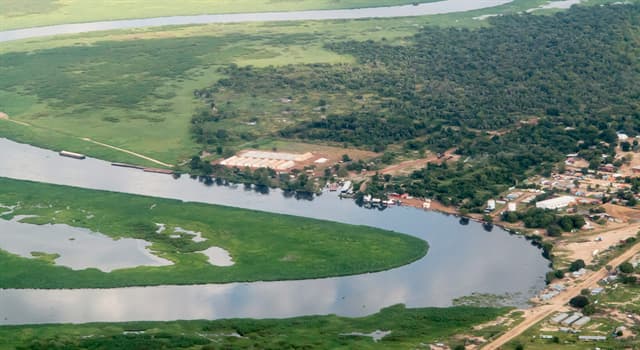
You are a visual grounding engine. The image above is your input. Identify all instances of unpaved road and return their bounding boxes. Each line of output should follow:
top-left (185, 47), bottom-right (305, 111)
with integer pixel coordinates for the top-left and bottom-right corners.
top-left (81, 137), bottom-right (173, 168)
top-left (484, 223), bottom-right (640, 350)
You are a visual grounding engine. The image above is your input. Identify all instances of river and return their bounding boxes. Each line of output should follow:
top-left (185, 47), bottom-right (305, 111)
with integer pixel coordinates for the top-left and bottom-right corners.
top-left (0, 0), bottom-right (513, 43)
top-left (0, 138), bottom-right (548, 325)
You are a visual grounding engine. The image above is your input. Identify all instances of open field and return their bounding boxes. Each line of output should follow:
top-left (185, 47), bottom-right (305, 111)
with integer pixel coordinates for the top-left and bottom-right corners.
top-left (0, 177), bottom-right (427, 289)
top-left (0, 305), bottom-right (509, 350)
top-left (0, 0), bottom-right (441, 31)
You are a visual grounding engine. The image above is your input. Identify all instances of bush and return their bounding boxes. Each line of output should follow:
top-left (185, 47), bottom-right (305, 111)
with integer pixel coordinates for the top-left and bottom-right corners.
top-left (554, 270), bottom-right (565, 279)
top-left (569, 259), bottom-right (585, 272)
top-left (569, 295), bottom-right (590, 308)
top-left (583, 303), bottom-right (596, 315)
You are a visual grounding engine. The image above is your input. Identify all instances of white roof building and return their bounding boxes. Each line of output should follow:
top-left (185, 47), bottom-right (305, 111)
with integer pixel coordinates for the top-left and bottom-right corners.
top-left (536, 196), bottom-right (576, 210)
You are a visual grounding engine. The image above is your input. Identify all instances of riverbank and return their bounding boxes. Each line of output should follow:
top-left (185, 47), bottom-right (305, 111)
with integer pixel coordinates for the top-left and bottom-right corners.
top-left (0, 177), bottom-right (427, 289)
top-left (0, 305), bottom-right (510, 350)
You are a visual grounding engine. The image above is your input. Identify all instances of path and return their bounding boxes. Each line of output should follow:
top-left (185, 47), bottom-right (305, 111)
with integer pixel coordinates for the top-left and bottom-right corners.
top-left (0, 112), bottom-right (30, 127)
top-left (484, 223), bottom-right (640, 349)
top-left (81, 137), bottom-right (173, 168)
top-left (377, 148), bottom-right (458, 176)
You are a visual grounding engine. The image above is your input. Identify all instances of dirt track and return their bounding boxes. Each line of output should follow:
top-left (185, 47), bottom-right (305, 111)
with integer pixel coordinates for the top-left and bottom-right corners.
top-left (81, 137), bottom-right (173, 168)
top-left (483, 223), bottom-right (640, 349)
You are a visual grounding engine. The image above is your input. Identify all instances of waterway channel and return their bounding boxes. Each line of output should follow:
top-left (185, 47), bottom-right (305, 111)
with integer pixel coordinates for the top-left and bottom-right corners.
top-left (0, 138), bottom-right (549, 325)
top-left (0, 0), bottom-right (513, 43)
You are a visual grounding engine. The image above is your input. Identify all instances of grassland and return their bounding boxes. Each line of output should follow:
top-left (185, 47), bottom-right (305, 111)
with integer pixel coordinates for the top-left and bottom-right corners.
top-left (0, 0), bottom-right (564, 167)
top-left (0, 305), bottom-right (510, 350)
top-left (0, 177), bottom-right (427, 288)
top-left (0, 0), bottom-right (441, 31)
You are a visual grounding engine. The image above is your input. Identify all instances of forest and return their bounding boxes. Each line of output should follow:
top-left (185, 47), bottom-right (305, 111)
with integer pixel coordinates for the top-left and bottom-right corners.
top-left (192, 4), bottom-right (640, 207)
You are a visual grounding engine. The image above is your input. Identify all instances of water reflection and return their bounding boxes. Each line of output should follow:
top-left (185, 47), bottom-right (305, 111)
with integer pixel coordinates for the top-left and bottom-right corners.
top-left (0, 138), bottom-right (548, 325)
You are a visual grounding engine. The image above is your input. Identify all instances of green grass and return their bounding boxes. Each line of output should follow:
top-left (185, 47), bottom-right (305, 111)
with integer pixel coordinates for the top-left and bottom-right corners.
top-left (0, 305), bottom-right (509, 350)
top-left (0, 0), bottom-right (441, 31)
top-left (0, 177), bottom-right (427, 289)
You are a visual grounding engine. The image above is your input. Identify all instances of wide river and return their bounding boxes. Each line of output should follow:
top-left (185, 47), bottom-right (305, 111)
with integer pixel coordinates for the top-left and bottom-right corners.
top-left (0, 0), bottom-right (513, 43)
top-left (0, 138), bottom-right (548, 325)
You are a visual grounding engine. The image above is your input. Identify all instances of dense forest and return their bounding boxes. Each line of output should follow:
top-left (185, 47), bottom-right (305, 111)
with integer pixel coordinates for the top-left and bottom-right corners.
top-left (193, 4), bottom-right (640, 206)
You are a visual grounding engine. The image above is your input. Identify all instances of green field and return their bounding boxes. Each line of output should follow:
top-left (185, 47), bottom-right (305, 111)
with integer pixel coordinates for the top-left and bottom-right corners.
top-left (0, 177), bottom-right (427, 289)
top-left (0, 0), bottom-right (440, 31)
top-left (0, 305), bottom-right (510, 350)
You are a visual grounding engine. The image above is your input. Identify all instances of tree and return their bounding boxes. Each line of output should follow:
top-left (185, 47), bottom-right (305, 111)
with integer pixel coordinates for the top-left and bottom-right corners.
top-left (342, 154), bottom-right (352, 162)
top-left (619, 262), bottom-right (634, 274)
top-left (569, 295), bottom-right (590, 308)
top-left (569, 259), bottom-right (585, 272)
top-left (547, 224), bottom-right (563, 237)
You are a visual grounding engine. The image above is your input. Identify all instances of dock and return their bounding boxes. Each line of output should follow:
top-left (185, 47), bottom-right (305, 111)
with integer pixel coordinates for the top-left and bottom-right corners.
top-left (143, 167), bottom-right (174, 175)
top-left (111, 163), bottom-right (144, 170)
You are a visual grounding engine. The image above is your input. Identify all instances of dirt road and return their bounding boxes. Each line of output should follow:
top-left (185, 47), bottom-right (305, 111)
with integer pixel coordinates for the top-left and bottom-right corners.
top-left (81, 137), bottom-right (173, 168)
top-left (484, 223), bottom-right (640, 349)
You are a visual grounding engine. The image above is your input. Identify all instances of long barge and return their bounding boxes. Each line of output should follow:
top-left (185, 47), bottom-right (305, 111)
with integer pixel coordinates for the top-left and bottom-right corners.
top-left (59, 150), bottom-right (86, 160)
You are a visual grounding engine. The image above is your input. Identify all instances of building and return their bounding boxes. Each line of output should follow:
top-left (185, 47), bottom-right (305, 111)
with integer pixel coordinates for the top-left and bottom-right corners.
top-left (536, 196), bottom-right (576, 210)
top-left (550, 313), bottom-right (569, 324)
top-left (486, 199), bottom-right (496, 212)
top-left (507, 202), bottom-right (517, 212)
top-left (599, 163), bottom-right (616, 173)
top-left (572, 316), bottom-right (591, 328)
top-left (340, 181), bottom-right (353, 194)
top-left (617, 133), bottom-right (629, 141)
top-left (632, 166), bottom-right (640, 175)
top-left (578, 335), bottom-right (606, 341)
top-left (561, 313), bottom-right (583, 326)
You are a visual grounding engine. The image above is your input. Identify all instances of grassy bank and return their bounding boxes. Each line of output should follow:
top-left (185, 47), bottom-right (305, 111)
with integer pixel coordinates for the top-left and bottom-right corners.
top-left (0, 177), bottom-right (427, 289)
top-left (0, 305), bottom-right (510, 349)
top-left (0, 0), bottom-right (440, 31)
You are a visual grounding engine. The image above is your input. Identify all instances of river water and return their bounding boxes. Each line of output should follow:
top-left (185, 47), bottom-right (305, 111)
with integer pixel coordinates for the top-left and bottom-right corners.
top-left (0, 138), bottom-right (548, 325)
top-left (0, 0), bottom-right (513, 43)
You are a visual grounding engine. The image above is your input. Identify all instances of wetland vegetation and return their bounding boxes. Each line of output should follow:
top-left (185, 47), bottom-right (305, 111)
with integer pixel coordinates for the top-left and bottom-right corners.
top-left (0, 305), bottom-right (509, 350)
top-left (0, 177), bottom-right (427, 288)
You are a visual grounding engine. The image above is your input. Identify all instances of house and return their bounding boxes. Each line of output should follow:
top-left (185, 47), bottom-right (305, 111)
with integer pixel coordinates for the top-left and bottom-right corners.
top-left (632, 166), bottom-right (640, 175)
top-left (536, 196), bottom-right (576, 210)
top-left (486, 199), bottom-right (496, 212)
top-left (617, 133), bottom-right (629, 141)
top-left (599, 164), bottom-right (616, 173)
